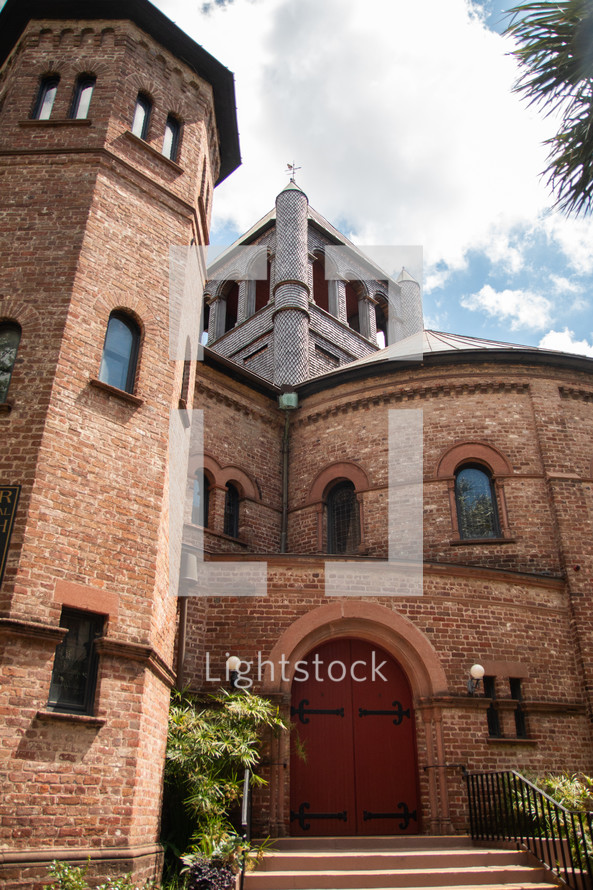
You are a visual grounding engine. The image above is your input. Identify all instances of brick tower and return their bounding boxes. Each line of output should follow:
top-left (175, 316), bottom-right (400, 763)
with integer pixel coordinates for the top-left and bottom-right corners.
top-left (0, 0), bottom-right (239, 885)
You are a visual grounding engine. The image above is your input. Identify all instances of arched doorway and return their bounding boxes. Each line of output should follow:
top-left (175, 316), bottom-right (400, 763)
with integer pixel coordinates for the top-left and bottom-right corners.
top-left (290, 637), bottom-right (419, 836)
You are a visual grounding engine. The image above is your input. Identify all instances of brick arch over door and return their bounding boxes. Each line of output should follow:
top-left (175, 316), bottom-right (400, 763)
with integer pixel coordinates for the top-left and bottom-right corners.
top-left (260, 602), bottom-right (453, 836)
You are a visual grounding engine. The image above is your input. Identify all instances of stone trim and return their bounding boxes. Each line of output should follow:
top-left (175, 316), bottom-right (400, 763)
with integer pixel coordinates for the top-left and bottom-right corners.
top-left (0, 617), bottom-right (67, 644)
top-left (0, 842), bottom-right (162, 866)
top-left (89, 377), bottom-right (143, 406)
top-left (294, 381), bottom-right (531, 428)
top-left (53, 579), bottom-right (119, 619)
top-left (35, 710), bottom-right (106, 727)
top-left (559, 386), bottom-right (593, 402)
top-left (18, 119), bottom-right (92, 128)
top-left (123, 129), bottom-right (184, 174)
top-left (94, 638), bottom-right (175, 688)
top-left (196, 380), bottom-right (280, 422)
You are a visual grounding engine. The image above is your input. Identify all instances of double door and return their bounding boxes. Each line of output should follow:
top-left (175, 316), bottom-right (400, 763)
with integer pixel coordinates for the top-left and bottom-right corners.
top-left (290, 638), bottom-right (419, 835)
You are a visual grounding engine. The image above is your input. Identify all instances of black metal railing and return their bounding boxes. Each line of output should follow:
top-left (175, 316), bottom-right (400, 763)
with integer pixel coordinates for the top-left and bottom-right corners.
top-left (239, 768), bottom-right (252, 890)
top-left (465, 769), bottom-right (593, 889)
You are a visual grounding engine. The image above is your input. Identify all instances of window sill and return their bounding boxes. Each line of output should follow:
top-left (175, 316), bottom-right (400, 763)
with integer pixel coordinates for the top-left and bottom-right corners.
top-left (0, 402), bottom-right (12, 415)
top-left (19, 119), bottom-right (93, 128)
top-left (89, 377), bottom-right (143, 406)
top-left (36, 709), bottom-right (105, 727)
top-left (486, 737), bottom-right (536, 746)
top-left (123, 130), bottom-right (183, 174)
top-left (450, 537), bottom-right (516, 546)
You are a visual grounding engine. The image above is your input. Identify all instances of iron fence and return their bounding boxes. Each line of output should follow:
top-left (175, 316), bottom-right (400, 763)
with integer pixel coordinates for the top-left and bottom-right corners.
top-left (465, 769), bottom-right (593, 889)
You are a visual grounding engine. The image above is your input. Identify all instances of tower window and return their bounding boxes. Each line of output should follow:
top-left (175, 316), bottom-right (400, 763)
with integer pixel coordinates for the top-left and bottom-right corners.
top-left (98, 311), bottom-right (140, 393)
top-left (162, 114), bottom-right (181, 161)
top-left (327, 480), bottom-right (360, 554)
top-left (223, 483), bottom-right (240, 538)
top-left (345, 282), bottom-right (360, 332)
top-left (223, 283), bottom-right (239, 333)
top-left (47, 609), bottom-right (103, 715)
top-left (131, 93), bottom-right (152, 140)
top-left (33, 75), bottom-right (59, 120)
top-left (0, 322), bottom-right (21, 403)
top-left (455, 465), bottom-right (500, 540)
top-left (70, 75), bottom-right (95, 119)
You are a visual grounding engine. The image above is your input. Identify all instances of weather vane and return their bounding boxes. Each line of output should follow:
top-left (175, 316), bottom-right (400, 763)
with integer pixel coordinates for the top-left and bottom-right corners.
top-left (286, 161), bottom-right (301, 183)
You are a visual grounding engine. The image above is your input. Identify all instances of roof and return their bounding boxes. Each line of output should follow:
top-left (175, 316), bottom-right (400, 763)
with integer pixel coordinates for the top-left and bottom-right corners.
top-left (0, 0), bottom-right (241, 183)
top-left (321, 328), bottom-right (586, 374)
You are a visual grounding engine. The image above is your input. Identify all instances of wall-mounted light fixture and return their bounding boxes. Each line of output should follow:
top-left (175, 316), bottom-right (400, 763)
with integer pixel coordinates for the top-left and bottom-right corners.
top-left (180, 549), bottom-right (198, 584)
top-left (226, 654), bottom-right (241, 690)
top-left (467, 663), bottom-right (485, 696)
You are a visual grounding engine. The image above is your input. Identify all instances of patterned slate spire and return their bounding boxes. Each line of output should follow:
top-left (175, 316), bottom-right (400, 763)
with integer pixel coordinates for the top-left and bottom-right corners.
top-left (273, 181), bottom-right (310, 386)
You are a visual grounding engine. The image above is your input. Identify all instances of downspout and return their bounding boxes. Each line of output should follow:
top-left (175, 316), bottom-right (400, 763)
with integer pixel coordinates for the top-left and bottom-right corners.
top-left (176, 596), bottom-right (187, 689)
top-left (280, 410), bottom-right (290, 553)
top-left (278, 393), bottom-right (298, 553)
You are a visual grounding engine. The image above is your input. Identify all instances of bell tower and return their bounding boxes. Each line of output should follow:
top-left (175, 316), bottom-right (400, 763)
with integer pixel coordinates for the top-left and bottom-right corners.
top-left (0, 0), bottom-right (239, 884)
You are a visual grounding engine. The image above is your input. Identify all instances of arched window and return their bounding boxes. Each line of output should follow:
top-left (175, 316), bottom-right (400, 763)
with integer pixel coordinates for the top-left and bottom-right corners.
top-left (0, 322), bottom-right (22, 403)
top-left (98, 312), bottom-right (140, 393)
top-left (192, 472), bottom-right (210, 527)
top-left (327, 480), bottom-right (360, 554)
top-left (223, 282), bottom-right (239, 333)
top-left (131, 92), bottom-right (151, 140)
top-left (345, 282), bottom-right (360, 332)
top-left (70, 75), bottom-right (95, 119)
top-left (455, 465), bottom-right (500, 539)
top-left (162, 114), bottom-right (181, 161)
top-left (201, 299), bottom-right (210, 346)
top-left (312, 255), bottom-right (329, 313)
top-left (254, 259), bottom-right (271, 313)
top-left (33, 75), bottom-right (59, 120)
top-left (223, 483), bottom-right (239, 538)
top-left (375, 297), bottom-right (388, 348)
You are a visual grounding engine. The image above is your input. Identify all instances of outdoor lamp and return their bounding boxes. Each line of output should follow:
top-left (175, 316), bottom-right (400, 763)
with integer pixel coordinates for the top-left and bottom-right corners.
top-left (180, 550), bottom-right (198, 584)
top-left (467, 663), bottom-right (485, 696)
top-left (226, 654), bottom-right (241, 690)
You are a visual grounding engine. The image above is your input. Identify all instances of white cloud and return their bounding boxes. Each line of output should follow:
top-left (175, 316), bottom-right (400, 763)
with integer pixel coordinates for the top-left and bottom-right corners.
top-left (538, 328), bottom-right (593, 357)
top-left (158, 0), bottom-right (553, 250)
top-left (461, 284), bottom-right (553, 330)
top-left (549, 274), bottom-right (583, 295)
top-left (151, 0), bottom-right (593, 341)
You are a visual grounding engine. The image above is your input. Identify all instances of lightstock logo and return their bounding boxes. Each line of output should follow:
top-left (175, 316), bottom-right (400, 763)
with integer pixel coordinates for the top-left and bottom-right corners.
top-left (205, 649), bottom-right (392, 690)
top-left (167, 241), bottom-right (425, 601)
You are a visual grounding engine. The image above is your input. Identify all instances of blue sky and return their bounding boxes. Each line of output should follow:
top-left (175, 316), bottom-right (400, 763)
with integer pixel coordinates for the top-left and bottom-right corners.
top-left (4, 0), bottom-right (592, 354)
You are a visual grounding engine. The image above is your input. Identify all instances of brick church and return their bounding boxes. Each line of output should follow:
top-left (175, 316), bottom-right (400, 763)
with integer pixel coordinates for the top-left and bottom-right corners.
top-left (1, 0), bottom-right (593, 886)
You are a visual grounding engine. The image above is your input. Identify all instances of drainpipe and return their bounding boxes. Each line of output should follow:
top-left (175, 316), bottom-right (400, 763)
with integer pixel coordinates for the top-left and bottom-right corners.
top-left (176, 596), bottom-right (187, 689)
top-left (278, 393), bottom-right (298, 553)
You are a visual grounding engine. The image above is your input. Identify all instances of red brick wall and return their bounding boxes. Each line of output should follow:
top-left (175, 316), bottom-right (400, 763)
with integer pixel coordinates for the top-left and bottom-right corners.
top-left (0, 15), bottom-right (220, 883)
top-left (187, 355), bottom-right (593, 835)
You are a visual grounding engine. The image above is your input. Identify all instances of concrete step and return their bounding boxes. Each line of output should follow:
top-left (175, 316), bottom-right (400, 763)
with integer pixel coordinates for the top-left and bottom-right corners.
top-left (244, 837), bottom-right (559, 890)
top-left (255, 848), bottom-right (533, 871)
top-left (261, 836), bottom-right (477, 852)
top-left (244, 865), bottom-right (553, 889)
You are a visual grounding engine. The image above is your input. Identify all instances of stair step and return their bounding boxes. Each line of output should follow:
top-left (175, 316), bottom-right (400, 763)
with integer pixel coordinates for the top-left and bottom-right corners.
top-left (260, 836), bottom-right (476, 852)
top-left (256, 849), bottom-right (532, 871)
top-left (244, 865), bottom-right (553, 889)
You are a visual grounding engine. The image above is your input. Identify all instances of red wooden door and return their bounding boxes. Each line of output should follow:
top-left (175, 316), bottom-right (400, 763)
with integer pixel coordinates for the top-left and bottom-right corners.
top-left (290, 638), bottom-right (419, 836)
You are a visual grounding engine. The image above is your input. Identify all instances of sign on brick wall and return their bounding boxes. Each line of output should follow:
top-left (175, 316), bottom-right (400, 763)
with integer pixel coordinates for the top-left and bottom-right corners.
top-left (0, 485), bottom-right (20, 586)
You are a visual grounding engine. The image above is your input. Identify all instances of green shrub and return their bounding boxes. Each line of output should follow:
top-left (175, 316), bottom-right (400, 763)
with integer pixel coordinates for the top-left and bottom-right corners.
top-left (162, 689), bottom-right (286, 879)
top-left (43, 860), bottom-right (155, 890)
